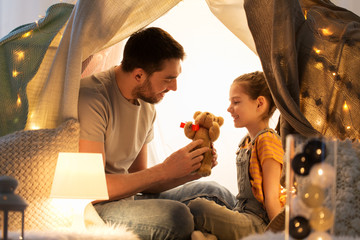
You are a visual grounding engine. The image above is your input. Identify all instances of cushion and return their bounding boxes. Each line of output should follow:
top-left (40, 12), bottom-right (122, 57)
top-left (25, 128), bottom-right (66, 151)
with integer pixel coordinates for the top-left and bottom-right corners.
top-left (0, 119), bottom-right (79, 231)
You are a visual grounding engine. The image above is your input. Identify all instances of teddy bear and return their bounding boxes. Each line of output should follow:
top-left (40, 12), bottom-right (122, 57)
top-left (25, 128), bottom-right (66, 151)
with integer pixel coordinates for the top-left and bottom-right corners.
top-left (182, 111), bottom-right (224, 176)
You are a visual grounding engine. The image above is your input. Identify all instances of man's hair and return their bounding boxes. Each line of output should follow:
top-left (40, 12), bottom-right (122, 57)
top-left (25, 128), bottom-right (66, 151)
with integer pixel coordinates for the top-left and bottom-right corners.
top-left (121, 27), bottom-right (185, 75)
top-left (233, 71), bottom-right (276, 120)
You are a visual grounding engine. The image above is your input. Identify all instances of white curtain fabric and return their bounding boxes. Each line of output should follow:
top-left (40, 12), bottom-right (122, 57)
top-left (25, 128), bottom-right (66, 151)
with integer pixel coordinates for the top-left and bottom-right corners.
top-left (9, 0), bottom-right (359, 130)
top-left (205, 0), bottom-right (256, 54)
top-left (26, 0), bottom-right (182, 129)
top-left (23, 0), bottom-right (260, 130)
top-left (1, 0), bottom-right (359, 194)
top-left (0, 0), bottom-right (263, 194)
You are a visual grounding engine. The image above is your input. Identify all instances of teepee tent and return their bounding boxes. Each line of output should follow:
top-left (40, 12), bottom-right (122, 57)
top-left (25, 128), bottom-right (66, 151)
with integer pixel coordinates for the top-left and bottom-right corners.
top-left (1, 0), bottom-right (359, 139)
top-left (1, 0), bottom-right (359, 195)
top-left (0, 0), bottom-right (360, 233)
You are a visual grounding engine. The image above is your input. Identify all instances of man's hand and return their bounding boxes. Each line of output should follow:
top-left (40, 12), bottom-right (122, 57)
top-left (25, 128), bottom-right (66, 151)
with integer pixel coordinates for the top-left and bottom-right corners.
top-left (211, 144), bottom-right (218, 169)
top-left (161, 139), bottom-right (208, 179)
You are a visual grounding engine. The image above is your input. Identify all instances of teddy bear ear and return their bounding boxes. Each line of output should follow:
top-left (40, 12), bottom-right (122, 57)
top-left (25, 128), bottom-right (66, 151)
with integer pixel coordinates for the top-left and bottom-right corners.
top-left (193, 111), bottom-right (202, 119)
top-left (216, 116), bottom-right (224, 126)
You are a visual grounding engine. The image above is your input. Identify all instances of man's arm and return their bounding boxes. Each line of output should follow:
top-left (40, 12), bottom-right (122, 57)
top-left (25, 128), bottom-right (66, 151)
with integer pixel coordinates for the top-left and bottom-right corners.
top-left (79, 139), bottom-right (207, 201)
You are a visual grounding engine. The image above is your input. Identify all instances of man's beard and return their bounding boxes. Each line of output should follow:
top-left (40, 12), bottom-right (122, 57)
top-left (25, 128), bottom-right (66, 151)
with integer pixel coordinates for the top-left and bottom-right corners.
top-left (132, 77), bottom-right (167, 104)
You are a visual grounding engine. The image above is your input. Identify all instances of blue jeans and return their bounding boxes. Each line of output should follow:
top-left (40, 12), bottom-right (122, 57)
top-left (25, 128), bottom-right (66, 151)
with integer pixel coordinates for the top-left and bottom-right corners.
top-left (94, 181), bottom-right (236, 240)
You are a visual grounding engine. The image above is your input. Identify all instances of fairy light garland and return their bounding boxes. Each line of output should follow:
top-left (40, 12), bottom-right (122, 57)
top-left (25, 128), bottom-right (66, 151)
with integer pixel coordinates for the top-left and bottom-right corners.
top-left (302, 6), bottom-right (358, 139)
top-left (8, 10), bottom-right (47, 129)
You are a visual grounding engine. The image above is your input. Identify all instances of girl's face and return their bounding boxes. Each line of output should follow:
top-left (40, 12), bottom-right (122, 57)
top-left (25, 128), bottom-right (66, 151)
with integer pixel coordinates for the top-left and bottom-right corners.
top-left (227, 83), bottom-right (260, 129)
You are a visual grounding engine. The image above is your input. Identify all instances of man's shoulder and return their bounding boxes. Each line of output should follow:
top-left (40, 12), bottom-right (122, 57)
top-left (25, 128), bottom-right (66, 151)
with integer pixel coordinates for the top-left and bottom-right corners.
top-left (81, 67), bottom-right (115, 87)
top-left (80, 68), bottom-right (116, 95)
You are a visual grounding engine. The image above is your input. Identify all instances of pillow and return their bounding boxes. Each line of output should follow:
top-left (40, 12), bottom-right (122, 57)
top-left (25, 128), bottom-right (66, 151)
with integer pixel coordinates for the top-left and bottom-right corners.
top-left (0, 119), bottom-right (79, 231)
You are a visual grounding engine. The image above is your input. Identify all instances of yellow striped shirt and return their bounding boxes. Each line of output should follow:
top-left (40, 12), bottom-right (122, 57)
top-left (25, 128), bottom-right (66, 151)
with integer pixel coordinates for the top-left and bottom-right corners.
top-left (243, 131), bottom-right (286, 208)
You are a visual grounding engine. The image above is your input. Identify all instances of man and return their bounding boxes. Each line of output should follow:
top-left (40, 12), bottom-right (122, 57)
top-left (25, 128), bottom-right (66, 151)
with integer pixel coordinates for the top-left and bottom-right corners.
top-left (78, 27), bottom-right (235, 240)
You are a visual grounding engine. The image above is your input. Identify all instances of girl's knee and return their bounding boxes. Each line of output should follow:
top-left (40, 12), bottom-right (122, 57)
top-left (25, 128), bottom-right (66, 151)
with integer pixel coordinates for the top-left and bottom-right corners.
top-left (188, 198), bottom-right (212, 220)
top-left (164, 201), bottom-right (194, 239)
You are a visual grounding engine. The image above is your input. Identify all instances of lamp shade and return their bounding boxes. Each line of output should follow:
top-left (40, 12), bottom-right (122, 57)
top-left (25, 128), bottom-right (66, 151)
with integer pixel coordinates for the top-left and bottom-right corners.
top-left (50, 152), bottom-right (109, 200)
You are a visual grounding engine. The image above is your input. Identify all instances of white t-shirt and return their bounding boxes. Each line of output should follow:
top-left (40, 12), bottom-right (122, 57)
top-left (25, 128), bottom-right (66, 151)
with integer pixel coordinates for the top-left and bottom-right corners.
top-left (78, 67), bottom-right (156, 174)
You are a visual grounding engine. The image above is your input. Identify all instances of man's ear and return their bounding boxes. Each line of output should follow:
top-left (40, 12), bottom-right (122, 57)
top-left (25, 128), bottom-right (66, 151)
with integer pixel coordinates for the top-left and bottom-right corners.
top-left (133, 68), bottom-right (146, 83)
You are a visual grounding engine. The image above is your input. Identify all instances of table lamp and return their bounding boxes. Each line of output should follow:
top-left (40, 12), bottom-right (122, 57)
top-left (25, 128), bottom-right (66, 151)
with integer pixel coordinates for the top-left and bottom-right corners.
top-left (50, 152), bottom-right (109, 231)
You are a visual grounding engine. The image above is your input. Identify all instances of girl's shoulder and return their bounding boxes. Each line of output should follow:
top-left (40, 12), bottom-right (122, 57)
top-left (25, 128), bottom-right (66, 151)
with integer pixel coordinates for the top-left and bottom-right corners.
top-left (253, 128), bottom-right (281, 145)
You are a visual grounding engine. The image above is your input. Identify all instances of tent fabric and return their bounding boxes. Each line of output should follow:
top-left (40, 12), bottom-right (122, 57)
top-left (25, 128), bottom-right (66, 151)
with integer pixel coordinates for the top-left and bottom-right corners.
top-left (0, 3), bottom-right (74, 136)
top-left (205, 0), bottom-right (257, 54)
top-left (0, 0), bottom-right (182, 136)
top-left (30, 0), bottom-right (182, 131)
top-left (244, 0), bottom-right (360, 141)
top-left (1, 0), bottom-right (359, 141)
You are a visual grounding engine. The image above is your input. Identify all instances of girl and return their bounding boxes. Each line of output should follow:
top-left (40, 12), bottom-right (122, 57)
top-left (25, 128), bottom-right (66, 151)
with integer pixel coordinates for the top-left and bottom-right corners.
top-left (188, 71), bottom-right (286, 240)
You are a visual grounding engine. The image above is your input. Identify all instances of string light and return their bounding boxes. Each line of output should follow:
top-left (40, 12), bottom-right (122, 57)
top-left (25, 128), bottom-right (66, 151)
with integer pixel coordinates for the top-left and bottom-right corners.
top-left (343, 101), bottom-right (349, 111)
top-left (304, 10), bottom-right (308, 20)
top-left (12, 70), bottom-right (20, 78)
top-left (320, 28), bottom-right (332, 36)
top-left (29, 124), bottom-right (40, 130)
top-left (14, 51), bottom-right (25, 61)
top-left (21, 30), bottom-right (33, 38)
top-left (16, 94), bottom-right (22, 108)
top-left (313, 47), bottom-right (321, 54)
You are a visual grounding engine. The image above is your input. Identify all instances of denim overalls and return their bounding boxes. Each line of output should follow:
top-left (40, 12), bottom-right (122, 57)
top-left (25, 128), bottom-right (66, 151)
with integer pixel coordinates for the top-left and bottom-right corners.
top-left (233, 128), bottom-right (277, 225)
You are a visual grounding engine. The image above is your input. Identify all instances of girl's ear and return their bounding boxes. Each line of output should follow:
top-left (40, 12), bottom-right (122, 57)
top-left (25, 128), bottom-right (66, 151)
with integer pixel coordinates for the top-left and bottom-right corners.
top-left (256, 96), bottom-right (267, 110)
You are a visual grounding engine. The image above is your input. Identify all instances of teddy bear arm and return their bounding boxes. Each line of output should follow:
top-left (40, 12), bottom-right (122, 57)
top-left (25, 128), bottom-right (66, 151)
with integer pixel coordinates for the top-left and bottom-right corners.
top-left (184, 122), bottom-right (196, 139)
top-left (209, 123), bottom-right (220, 142)
top-left (197, 149), bottom-right (213, 177)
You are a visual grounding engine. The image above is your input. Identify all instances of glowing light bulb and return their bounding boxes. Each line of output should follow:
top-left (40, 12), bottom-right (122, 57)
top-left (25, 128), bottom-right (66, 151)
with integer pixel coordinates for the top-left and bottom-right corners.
top-left (343, 101), bottom-right (349, 111)
top-left (314, 48), bottom-right (321, 54)
top-left (315, 118), bottom-right (323, 128)
top-left (12, 70), bottom-right (19, 77)
top-left (29, 124), bottom-right (40, 130)
top-left (22, 31), bottom-right (33, 38)
top-left (15, 51), bottom-right (25, 61)
top-left (16, 94), bottom-right (22, 107)
top-left (320, 28), bottom-right (332, 36)
top-left (304, 10), bottom-right (308, 20)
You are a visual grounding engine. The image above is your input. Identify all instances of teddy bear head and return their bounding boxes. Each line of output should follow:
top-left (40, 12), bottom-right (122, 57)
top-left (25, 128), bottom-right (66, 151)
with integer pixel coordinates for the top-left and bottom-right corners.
top-left (193, 111), bottom-right (224, 129)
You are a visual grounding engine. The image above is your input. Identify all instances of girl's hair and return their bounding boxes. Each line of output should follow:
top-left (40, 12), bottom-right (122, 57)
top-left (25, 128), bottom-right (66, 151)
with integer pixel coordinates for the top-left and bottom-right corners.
top-left (233, 71), bottom-right (276, 120)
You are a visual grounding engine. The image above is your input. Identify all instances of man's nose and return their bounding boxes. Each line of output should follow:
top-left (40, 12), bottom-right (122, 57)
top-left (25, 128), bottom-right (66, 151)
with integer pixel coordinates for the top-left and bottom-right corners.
top-left (168, 79), bottom-right (177, 91)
